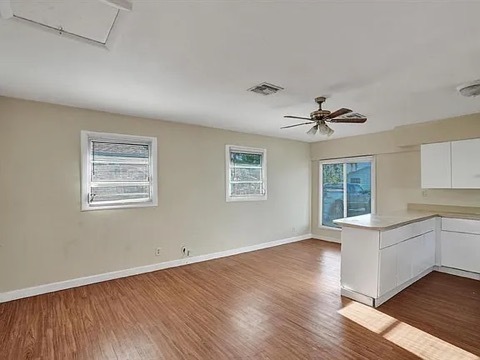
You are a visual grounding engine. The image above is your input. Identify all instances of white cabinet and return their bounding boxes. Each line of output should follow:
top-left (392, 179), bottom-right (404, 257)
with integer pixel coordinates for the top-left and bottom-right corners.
top-left (422, 231), bottom-right (436, 273)
top-left (442, 218), bottom-right (480, 235)
top-left (379, 246), bottom-right (397, 296)
top-left (378, 232), bottom-right (436, 298)
top-left (441, 218), bottom-right (480, 273)
top-left (380, 219), bottom-right (436, 249)
top-left (341, 215), bottom-right (479, 307)
top-left (421, 142), bottom-right (452, 188)
top-left (421, 138), bottom-right (480, 189)
top-left (451, 138), bottom-right (480, 188)
top-left (396, 237), bottom-right (416, 285)
top-left (342, 220), bottom-right (436, 306)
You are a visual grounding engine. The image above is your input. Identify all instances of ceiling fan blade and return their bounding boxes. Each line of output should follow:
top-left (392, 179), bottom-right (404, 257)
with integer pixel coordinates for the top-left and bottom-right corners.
top-left (284, 115), bottom-right (312, 120)
top-left (325, 108), bottom-right (352, 119)
top-left (281, 122), bottom-right (315, 129)
top-left (327, 117), bottom-right (367, 124)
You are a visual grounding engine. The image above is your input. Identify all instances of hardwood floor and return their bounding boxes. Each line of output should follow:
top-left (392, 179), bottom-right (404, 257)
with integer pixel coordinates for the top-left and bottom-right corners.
top-left (1, 239), bottom-right (479, 359)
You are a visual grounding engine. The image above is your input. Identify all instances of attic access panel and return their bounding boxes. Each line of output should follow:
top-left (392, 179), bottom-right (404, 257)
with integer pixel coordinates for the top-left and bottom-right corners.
top-left (11, 0), bottom-right (119, 44)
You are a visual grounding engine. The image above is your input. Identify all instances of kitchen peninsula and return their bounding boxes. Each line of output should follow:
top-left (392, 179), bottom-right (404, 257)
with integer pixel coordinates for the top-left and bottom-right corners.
top-left (335, 210), bottom-right (480, 307)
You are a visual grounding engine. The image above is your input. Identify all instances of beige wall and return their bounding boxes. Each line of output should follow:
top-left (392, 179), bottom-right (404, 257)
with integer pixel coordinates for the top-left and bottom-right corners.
top-left (311, 113), bottom-right (480, 241)
top-left (3, 94), bottom-right (480, 292)
top-left (0, 97), bottom-right (311, 292)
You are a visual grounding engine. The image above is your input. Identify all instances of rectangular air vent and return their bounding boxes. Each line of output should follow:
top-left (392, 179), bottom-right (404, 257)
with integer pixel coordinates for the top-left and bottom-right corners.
top-left (248, 82), bottom-right (284, 96)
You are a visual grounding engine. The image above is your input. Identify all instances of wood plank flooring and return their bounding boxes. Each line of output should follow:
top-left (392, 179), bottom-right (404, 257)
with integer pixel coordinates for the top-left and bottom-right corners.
top-left (1, 239), bottom-right (479, 359)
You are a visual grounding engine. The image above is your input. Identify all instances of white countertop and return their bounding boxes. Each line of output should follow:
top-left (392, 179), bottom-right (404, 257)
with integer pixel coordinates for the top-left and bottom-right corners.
top-left (333, 210), bottom-right (480, 231)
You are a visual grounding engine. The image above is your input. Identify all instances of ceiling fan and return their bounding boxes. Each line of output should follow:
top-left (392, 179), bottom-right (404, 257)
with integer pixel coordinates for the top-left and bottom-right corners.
top-left (282, 97), bottom-right (367, 136)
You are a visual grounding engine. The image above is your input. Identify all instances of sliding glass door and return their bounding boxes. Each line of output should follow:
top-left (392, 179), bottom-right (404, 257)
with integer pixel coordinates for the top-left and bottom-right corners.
top-left (320, 157), bottom-right (374, 228)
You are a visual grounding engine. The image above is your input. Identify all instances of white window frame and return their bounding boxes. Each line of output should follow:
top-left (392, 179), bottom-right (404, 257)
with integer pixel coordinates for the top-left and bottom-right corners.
top-left (81, 131), bottom-right (158, 211)
top-left (226, 145), bottom-right (267, 202)
top-left (318, 156), bottom-right (375, 230)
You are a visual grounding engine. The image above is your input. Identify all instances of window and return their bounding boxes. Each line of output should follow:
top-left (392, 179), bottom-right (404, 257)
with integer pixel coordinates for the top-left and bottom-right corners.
top-left (226, 145), bottom-right (267, 202)
top-left (319, 156), bottom-right (375, 229)
top-left (81, 131), bottom-right (157, 211)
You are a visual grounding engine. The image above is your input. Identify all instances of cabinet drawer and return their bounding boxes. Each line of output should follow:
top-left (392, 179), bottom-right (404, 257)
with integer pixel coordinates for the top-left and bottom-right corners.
top-left (441, 231), bottom-right (480, 273)
top-left (380, 218), bottom-right (435, 249)
top-left (442, 218), bottom-right (480, 235)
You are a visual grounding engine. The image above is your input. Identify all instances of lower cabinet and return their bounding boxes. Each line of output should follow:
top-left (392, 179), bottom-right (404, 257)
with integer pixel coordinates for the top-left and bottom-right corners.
top-left (441, 231), bottom-right (480, 273)
top-left (379, 245), bottom-right (397, 296)
top-left (378, 231), bottom-right (436, 297)
top-left (341, 216), bottom-right (478, 308)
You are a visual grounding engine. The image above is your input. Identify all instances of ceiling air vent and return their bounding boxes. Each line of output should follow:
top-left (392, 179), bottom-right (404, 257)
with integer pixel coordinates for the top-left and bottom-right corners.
top-left (248, 82), bottom-right (284, 96)
top-left (457, 80), bottom-right (480, 97)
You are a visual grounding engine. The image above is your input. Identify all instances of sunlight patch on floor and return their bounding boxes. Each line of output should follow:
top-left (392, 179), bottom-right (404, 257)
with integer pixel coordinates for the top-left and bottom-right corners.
top-left (339, 302), bottom-right (479, 360)
top-left (338, 301), bottom-right (397, 333)
top-left (384, 321), bottom-right (478, 360)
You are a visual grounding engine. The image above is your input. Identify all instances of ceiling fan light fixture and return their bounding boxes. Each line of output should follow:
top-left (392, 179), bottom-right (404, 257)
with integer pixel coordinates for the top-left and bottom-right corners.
top-left (307, 125), bottom-right (318, 135)
top-left (457, 80), bottom-right (480, 97)
top-left (318, 122), bottom-right (334, 136)
top-left (282, 96), bottom-right (363, 136)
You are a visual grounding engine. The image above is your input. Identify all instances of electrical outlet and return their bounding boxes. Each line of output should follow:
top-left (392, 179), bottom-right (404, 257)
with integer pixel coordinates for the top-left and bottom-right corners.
top-left (155, 247), bottom-right (162, 256)
top-left (181, 246), bottom-right (191, 257)
top-left (422, 190), bottom-right (428, 197)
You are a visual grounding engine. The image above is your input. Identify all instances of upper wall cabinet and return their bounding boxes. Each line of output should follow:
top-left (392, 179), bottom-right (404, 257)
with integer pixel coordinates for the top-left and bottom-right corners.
top-left (421, 142), bottom-right (452, 189)
top-left (451, 139), bottom-right (480, 189)
top-left (421, 138), bottom-right (480, 189)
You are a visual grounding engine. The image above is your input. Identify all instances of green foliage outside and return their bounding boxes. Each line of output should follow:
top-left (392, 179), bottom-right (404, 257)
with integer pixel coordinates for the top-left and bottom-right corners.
top-left (323, 163), bottom-right (343, 184)
top-left (231, 152), bottom-right (262, 166)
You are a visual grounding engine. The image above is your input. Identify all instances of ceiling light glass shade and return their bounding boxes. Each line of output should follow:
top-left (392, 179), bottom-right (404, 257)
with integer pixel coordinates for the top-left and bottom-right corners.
top-left (307, 125), bottom-right (318, 135)
top-left (318, 122), bottom-right (334, 136)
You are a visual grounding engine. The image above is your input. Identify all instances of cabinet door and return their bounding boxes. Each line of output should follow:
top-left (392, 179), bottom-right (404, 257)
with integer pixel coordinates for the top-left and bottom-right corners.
top-left (379, 246), bottom-right (397, 296)
top-left (441, 231), bottom-right (480, 273)
top-left (413, 232), bottom-right (436, 277)
top-left (424, 231), bottom-right (436, 270)
top-left (451, 139), bottom-right (480, 189)
top-left (397, 239), bottom-right (415, 285)
top-left (421, 142), bottom-right (452, 189)
top-left (411, 234), bottom-right (425, 278)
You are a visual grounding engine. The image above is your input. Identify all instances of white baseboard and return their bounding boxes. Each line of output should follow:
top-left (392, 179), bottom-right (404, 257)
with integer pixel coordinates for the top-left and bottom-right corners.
top-left (311, 234), bottom-right (341, 244)
top-left (340, 287), bottom-right (374, 307)
top-left (375, 266), bottom-right (434, 307)
top-left (434, 266), bottom-right (480, 281)
top-left (0, 234), bottom-right (312, 303)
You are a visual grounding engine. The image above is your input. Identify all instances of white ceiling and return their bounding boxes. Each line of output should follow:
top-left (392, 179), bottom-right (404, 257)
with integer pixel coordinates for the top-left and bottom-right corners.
top-left (1, 1), bottom-right (480, 142)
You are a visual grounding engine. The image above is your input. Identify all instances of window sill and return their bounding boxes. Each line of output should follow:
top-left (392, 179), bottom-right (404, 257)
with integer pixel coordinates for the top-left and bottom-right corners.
top-left (226, 195), bottom-right (267, 202)
top-left (317, 225), bottom-right (342, 231)
top-left (81, 200), bottom-right (158, 211)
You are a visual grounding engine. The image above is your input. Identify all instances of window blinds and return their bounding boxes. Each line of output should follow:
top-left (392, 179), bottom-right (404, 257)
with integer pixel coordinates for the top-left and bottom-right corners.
top-left (89, 141), bottom-right (151, 204)
top-left (229, 151), bottom-right (264, 196)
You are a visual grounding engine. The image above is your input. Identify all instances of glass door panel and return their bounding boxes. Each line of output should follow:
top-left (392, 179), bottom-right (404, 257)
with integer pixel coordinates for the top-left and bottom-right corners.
top-left (346, 162), bottom-right (372, 217)
top-left (322, 163), bottom-right (344, 228)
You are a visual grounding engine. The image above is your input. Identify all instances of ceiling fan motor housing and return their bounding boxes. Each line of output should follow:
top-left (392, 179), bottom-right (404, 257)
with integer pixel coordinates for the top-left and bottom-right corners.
top-left (311, 110), bottom-right (331, 119)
